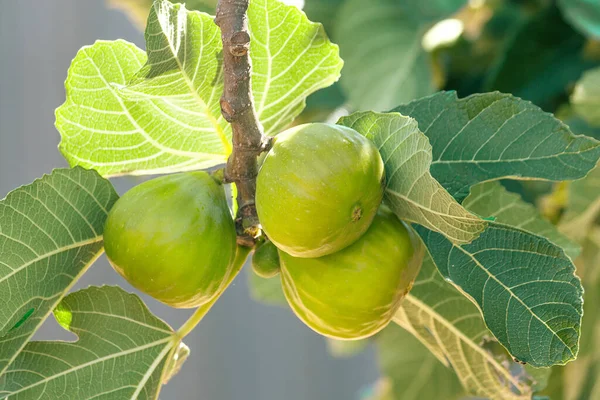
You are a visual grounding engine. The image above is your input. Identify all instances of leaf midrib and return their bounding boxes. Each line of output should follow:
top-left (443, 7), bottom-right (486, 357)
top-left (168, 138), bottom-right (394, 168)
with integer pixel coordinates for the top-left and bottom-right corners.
top-left (153, 3), bottom-right (232, 155)
top-left (452, 241), bottom-right (577, 362)
top-left (4, 337), bottom-right (175, 397)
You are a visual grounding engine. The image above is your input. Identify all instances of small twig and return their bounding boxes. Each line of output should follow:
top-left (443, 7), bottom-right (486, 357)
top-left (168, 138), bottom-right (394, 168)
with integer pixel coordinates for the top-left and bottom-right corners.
top-left (215, 0), bottom-right (272, 247)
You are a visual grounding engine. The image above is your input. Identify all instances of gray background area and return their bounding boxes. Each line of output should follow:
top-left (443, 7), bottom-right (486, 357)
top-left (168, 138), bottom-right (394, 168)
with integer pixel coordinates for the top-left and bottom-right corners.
top-left (0, 1), bottom-right (379, 399)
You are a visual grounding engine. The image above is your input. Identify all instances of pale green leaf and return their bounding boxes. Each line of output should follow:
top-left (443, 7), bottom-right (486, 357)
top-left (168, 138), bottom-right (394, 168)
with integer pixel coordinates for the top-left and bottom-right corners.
top-left (107, 0), bottom-right (217, 29)
top-left (395, 255), bottom-right (536, 399)
top-left (0, 286), bottom-right (182, 400)
top-left (417, 223), bottom-right (584, 367)
top-left (571, 67), bottom-right (600, 127)
top-left (463, 181), bottom-right (581, 259)
top-left (560, 162), bottom-right (600, 242)
top-left (0, 168), bottom-right (118, 375)
top-left (338, 111), bottom-right (485, 245)
top-left (334, 0), bottom-right (434, 111)
top-left (374, 324), bottom-right (464, 400)
top-left (248, 0), bottom-right (342, 135)
top-left (56, 41), bottom-right (154, 177)
top-left (58, 0), bottom-right (342, 177)
top-left (394, 91), bottom-right (600, 201)
top-left (558, 0), bottom-right (600, 39)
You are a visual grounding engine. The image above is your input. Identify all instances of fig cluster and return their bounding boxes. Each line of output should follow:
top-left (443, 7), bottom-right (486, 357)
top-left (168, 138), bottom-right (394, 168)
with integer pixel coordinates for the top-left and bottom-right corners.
top-left (255, 123), bottom-right (422, 340)
top-left (103, 123), bottom-right (422, 339)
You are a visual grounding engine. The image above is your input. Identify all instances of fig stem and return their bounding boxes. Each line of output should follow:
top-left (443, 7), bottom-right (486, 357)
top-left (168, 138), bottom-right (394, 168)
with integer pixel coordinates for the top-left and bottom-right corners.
top-left (215, 0), bottom-right (272, 247)
top-left (176, 246), bottom-right (251, 339)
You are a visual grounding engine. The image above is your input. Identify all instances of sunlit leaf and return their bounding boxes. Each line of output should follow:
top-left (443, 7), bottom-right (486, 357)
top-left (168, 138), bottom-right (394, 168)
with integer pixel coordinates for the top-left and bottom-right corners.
top-left (58, 0), bottom-right (342, 177)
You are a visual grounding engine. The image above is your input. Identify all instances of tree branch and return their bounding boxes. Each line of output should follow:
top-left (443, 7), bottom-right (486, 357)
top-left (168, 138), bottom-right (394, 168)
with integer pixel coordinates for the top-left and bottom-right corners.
top-left (215, 0), bottom-right (271, 247)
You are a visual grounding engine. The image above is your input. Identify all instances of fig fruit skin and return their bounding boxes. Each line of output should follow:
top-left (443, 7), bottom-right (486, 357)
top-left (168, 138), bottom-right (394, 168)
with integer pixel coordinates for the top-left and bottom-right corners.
top-left (252, 241), bottom-right (281, 279)
top-left (103, 172), bottom-right (237, 308)
top-left (256, 123), bottom-right (385, 258)
top-left (280, 208), bottom-right (422, 340)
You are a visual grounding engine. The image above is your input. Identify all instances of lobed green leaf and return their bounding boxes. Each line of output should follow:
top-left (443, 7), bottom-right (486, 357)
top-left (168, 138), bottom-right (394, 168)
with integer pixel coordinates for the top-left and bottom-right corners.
top-left (0, 286), bottom-right (182, 399)
top-left (464, 181), bottom-right (581, 259)
top-left (417, 223), bottom-right (584, 367)
top-left (58, 0), bottom-right (342, 177)
top-left (394, 91), bottom-right (600, 201)
top-left (396, 255), bottom-right (537, 399)
top-left (0, 168), bottom-right (118, 375)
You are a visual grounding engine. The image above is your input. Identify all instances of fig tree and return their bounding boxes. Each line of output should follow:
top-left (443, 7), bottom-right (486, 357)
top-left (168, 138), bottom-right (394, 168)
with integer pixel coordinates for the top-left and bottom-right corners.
top-left (256, 123), bottom-right (385, 258)
top-left (280, 208), bottom-right (422, 340)
top-left (103, 172), bottom-right (237, 308)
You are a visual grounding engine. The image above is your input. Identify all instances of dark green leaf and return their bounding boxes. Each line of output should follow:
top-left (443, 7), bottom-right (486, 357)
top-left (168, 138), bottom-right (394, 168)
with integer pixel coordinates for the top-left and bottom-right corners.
top-left (394, 91), bottom-right (600, 201)
top-left (334, 0), bottom-right (434, 111)
top-left (396, 255), bottom-right (536, 399)
top-left (397, 0), bottom-right (467, 22)
top-left (0, 168), bottom-right (118, 375)
top-left (0, 286), bottom-right (182, 399)
top-left (417, 223), bottom-right (584, 367)
top-left (464, 181), bottom-right (580, 259)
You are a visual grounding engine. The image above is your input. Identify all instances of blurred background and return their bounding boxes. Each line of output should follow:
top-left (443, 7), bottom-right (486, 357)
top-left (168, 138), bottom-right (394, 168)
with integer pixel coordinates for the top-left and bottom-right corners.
top-left (0, 1), bottom-right (379, 399)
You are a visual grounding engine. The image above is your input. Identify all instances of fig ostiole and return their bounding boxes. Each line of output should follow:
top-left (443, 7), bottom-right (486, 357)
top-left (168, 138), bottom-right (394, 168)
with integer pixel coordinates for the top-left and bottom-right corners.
top-left (103, 171), bottom-right (237, 308)
top-left (256, 123), bottom-right (385, 258)
top-left (280, 208), bottom-right (423, 340)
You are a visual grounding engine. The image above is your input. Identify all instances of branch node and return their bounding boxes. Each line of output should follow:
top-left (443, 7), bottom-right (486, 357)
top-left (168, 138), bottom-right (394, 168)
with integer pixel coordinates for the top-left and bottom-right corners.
top-left (229, 31), bottom-right (250, 56)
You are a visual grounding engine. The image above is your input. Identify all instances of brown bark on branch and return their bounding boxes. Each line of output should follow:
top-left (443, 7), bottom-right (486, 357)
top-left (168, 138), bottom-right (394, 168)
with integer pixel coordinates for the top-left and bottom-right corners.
top-left (215, 0), bottom-right (271, 247)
